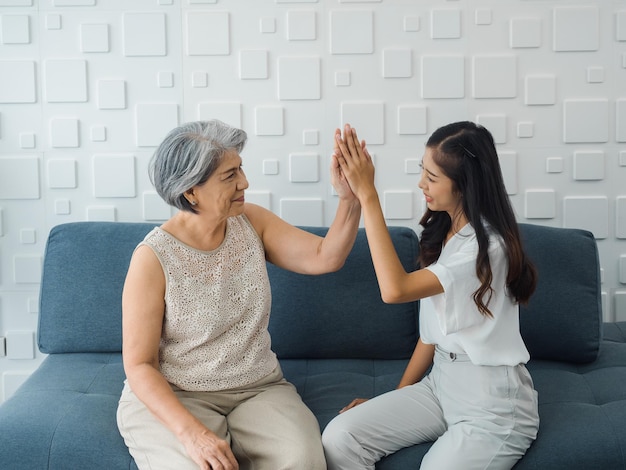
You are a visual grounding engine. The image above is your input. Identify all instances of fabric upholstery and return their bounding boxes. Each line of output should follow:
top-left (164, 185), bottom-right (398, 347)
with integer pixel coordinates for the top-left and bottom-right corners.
top-left (268, 226), bottom-right (419, 359)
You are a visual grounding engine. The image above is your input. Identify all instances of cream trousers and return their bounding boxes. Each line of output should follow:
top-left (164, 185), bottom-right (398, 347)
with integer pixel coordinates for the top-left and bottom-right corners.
top-left (117, 366), bottom-right (326, 470)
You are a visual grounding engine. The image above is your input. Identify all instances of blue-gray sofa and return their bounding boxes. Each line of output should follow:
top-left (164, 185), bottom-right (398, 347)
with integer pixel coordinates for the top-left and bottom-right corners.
top-left (0, 221), bottom-right (624, 469)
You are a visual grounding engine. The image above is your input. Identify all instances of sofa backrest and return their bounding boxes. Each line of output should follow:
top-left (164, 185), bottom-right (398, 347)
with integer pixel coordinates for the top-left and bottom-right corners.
top-left (38, 221), bottom-right (602, 365)
top-left (38, 222), bottom-right (157, 354)
top-left (518, 223), bottom-right (602, 363)
top-left (38, 222), bottom-right (420, 358)
top-left (268, 226), bottom-right (420, 360)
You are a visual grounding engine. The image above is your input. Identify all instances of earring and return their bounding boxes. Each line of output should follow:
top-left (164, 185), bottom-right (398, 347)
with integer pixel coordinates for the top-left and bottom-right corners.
top-left (190, 200), bottom-right (197, 206)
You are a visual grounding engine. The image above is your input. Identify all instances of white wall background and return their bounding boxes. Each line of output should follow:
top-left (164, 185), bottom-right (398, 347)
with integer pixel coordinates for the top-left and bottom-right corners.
top-left (0, 0), bottom-right (625, 402)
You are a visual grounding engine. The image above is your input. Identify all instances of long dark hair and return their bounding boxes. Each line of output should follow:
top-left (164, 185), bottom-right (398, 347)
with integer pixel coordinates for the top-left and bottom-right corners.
top-left (418, 121), bottom-right (537, 317)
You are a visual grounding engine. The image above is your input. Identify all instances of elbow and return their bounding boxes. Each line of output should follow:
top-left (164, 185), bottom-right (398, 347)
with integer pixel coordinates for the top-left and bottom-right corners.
top-left (380, 287), bottom-right (406, 304)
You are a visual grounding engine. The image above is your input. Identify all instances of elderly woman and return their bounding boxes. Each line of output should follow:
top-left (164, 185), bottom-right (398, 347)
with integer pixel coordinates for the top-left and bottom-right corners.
top-left (117, 120), bottom-right (361, 470)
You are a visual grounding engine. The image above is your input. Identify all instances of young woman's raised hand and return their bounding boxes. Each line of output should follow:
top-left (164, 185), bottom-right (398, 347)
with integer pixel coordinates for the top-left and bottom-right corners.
top-left (334, 124), bottom-right (376, 202)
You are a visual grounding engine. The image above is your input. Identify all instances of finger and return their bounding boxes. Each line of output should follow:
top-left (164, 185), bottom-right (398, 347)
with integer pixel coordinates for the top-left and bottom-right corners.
top-left (335, 133), bottom-right (353, 165)
top-left (333, 128), bottom-right (341, 151)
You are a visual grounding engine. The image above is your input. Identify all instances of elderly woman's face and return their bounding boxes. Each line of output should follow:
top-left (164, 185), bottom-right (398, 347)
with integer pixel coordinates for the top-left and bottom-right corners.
top-left (188, 150), bottom-right (249, 219)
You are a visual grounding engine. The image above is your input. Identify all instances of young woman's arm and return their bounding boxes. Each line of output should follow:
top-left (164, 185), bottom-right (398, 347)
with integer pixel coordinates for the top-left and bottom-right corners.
top-left (335, 125), bottom-right (443, 303)
top-left (397, 339), bottom-right (435, 388)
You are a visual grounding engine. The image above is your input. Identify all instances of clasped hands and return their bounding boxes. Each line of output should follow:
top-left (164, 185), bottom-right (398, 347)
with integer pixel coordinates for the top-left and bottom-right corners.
top-left (331, 124), bottom-right (377, 204)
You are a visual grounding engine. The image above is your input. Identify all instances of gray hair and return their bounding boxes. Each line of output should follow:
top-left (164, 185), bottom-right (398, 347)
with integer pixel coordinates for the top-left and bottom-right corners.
top-left (149, 120), bottom-right (247, 213)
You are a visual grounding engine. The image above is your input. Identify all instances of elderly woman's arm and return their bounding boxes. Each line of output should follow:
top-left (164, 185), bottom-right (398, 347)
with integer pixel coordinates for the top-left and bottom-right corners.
top-left (244, 129), bottom-right (361, 275)
top-left (122, 246), bottom-right (238, 470)
top-left (245, 185), bottom-right (360, 275)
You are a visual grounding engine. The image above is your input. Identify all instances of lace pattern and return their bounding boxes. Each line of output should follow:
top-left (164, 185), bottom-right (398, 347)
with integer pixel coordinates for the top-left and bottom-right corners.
top-left (142, 215), bottom-right (277, 391)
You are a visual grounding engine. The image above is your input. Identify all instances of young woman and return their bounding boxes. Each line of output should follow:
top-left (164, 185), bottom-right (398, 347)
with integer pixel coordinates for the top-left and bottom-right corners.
top-left (322, 122), bottom-right (539, 469)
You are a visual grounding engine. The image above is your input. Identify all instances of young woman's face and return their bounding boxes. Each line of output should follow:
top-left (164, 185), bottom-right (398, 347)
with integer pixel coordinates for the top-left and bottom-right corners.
top-left (418, 147), bottom-right (462, 217)
top-left (186, 150), bottom-right (249, 219)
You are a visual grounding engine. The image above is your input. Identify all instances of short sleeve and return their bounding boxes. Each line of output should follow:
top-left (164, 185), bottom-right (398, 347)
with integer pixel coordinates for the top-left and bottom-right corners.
top-left (425, 240), bottom-right (485, 335)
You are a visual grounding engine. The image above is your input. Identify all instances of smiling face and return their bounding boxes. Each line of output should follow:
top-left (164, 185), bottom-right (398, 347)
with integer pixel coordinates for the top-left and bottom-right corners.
top-left (418, 147), bottom-right (462, 218)
top-left (185, 150), bottom-right (249, 219)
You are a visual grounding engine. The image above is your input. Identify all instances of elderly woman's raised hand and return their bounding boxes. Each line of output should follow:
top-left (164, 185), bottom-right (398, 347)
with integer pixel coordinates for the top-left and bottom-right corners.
top-left (330, 127), bottom-right (358, 201)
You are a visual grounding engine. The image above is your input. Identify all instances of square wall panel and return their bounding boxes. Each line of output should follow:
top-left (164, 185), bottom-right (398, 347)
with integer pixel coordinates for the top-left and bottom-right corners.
top-left (135, 103), bottom-right (179, 147)
top-left (476, 114), bottom-right (506, 144)
top-left (6, 331), bottom-right (34, 359)
top-left (553, 6), bottom-right (599, 52)
top-left (80, 23), bottom-right (109, 53)
top-left (617, 197), bottom-right (626, 239)
top-left (563, 99), bottom-right (608, 143)
top-left (278, 56), bottom-right (320, 100)
top-left (54, 199), bottom-right (71, 215)
top-left (510, 17), bottom-right (541, 48)
top-left (13, 255), bottom-right (41, 284)
top-left (383, 48), bottom-right (412, 78)
top-left (498, 151), bottom-right (517, 195)
top-left (618, 11), bottom-right (626, 41)
top-left (142, 191), bottom-right (171, 221)
top-left (1, 14), bottom-right (30, 44)
top-left (340, 102), bottom-right (384, 144)
top-left (86, 206), bottom-right (116, 222)
top-left (0, 156), bottom-right (40, 199)
top-left (97, 79), bottom-right (126, 109)
top-left (255, 106), bottom-right (284, 135)
top-left (546, 157), bottom-right (564, 173)
top-left (186, 11), bottom-right (229, 55)
top-left (289, 153), bottom-right (319, 182)
top-left (573, 151), bottom-right (604, 181)
top-left (123, 12), bottom-right (166, 56)
top-left (617, 292), bottom-right (626, 323)
top-left (617, 99), bottom-right (626, 143)
top-left (197, 102), bottom-right (241, 128)
top-left (421, 56), bottom-right (464, 99)
top-left (239, 50), bottom-right (268, 80)
top-left (472, 55), bottom-right (516, 99)
top-left (263, 159), bottom-right (279, 175)
top-left (245, 190), bottom-right (271, 210)
top-left (49, 118), bottom-right (79, 148)
top-left (44, 59), bottom-right (87, 103)
top-left (93, 154), bottom-right (136, 198)
top-left (383, 191), bottom-right (413, 220)
top-left (303, 129), bottom-right (319, 145)
top-left (563, 196), bottom-right (608, 239)
top-left (525, 190), bottom-right (556, 219)
top-left (525, 75), bottom-right (556, 105)
top-left (397, 105), bottom-right (427, 135)
top-left (0, 60), bottom-right (36, 103)
top-left (431, 8), bottom-right (461, 39)
top-left (330, 10), bottom-right (373, 54)
top-left (287, 10), bottom-right (316, 41)
top-left (279, 198), bottom-right (323, 226)
top-left (47, 159), bottom-right (77, 189)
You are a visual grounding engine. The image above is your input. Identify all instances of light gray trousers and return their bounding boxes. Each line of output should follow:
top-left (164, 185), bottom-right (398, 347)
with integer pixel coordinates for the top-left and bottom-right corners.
top-left (322, 347), bottom-right (539, 470)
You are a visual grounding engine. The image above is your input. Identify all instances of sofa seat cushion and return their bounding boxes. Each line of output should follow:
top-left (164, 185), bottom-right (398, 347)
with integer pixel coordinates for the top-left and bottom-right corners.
top-left (0, 353), bottom-right (136, 470)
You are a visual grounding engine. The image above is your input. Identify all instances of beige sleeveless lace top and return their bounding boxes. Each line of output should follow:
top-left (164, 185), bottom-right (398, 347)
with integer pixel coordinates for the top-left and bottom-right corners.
top-left (140, 215), bottom-right (277, 391)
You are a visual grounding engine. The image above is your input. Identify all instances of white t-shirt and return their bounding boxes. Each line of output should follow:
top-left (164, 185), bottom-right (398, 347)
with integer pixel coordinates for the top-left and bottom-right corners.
top-left (420, 223), bottom-right (530, 366)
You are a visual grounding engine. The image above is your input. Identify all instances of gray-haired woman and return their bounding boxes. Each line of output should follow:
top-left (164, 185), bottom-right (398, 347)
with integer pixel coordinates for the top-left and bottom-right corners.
top-left (117, 120), bottom-right (361, 470)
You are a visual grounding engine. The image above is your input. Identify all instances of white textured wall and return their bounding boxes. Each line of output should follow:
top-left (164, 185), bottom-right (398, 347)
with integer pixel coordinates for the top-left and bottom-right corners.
top-left (0, 0), bottom-right (625, 402)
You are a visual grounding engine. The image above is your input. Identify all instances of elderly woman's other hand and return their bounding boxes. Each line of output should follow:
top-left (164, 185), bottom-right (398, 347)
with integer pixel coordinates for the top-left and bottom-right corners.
top-left (180, 426), bottom-right (239, 470)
